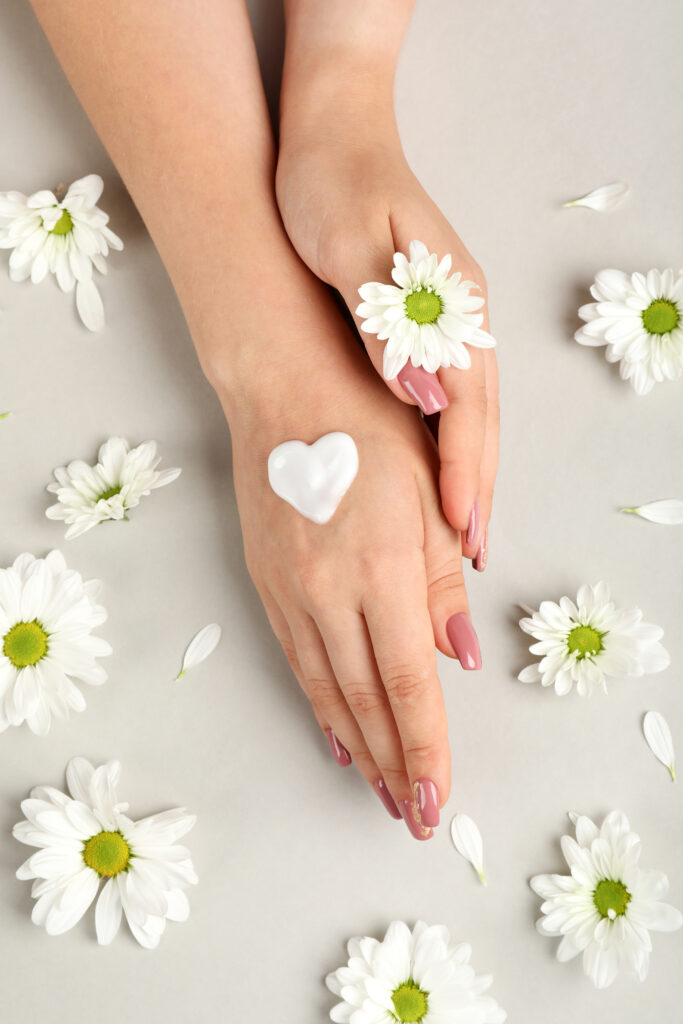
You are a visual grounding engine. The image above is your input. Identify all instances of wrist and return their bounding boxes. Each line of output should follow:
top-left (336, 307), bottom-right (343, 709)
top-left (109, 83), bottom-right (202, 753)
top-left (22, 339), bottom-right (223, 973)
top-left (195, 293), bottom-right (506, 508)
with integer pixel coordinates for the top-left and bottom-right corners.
top-left (280, 1), bottom-right (414, 145)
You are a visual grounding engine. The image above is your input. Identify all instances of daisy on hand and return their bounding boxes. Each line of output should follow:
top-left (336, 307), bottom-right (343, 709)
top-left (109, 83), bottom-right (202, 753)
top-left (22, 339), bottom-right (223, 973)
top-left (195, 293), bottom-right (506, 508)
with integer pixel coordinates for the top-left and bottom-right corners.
top-left (518, 581), bottom-right (669, 696)
top-left (13, 758), bottom-right (197, 948)
top-left (357, 240), bottom-right (496, 380)
top-left (531, 811), bottom-right (682, 988)
top-left (0, 173), bottom-right (123, 331)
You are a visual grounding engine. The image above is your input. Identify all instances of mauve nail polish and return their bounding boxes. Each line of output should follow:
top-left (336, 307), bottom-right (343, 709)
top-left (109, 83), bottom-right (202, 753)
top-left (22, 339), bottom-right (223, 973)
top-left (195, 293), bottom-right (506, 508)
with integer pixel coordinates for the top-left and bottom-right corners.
top-left (413, 778), bottom-right (440, 827)
top-left (398, 799), bottom-right (434, 841)
top-left (397, 363), bottom-right (448, 415)
top-left (466, 500), bottom-right (480, 548)
top-left (373, 779), bottom-right (402, 820)
top-left (446, 613), bottom-right (482, 670)
top-left (325, 728), bottom-right (352, 767)
top-left (474, 527), bottom-right (488, 573)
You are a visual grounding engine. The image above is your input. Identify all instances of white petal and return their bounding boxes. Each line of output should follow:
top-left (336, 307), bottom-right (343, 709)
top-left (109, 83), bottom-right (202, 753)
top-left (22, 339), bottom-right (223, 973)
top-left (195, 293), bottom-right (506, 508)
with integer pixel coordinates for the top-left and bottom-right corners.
top-left (95, 877), bottom-right (123, 944)
top-left (176, 623), bottom-right (222, 680)
top-left (564, 182), bottom-right (629, 211)
top-left (450, 813), bottom-right (486, 884)
top-left (643, 711), bottom-right (676, 781)
top-left (622, 500), bottom-right (683, 525)
top-left (76, 278), bottom-right (105, 331)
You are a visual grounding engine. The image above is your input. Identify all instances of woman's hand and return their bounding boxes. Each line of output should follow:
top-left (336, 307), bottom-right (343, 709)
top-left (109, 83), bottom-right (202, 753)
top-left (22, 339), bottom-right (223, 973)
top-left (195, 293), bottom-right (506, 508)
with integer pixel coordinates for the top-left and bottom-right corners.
top-left (217, 307), bottom-right (482, 840)
top-left (276, 24), bottom-right (498, 569)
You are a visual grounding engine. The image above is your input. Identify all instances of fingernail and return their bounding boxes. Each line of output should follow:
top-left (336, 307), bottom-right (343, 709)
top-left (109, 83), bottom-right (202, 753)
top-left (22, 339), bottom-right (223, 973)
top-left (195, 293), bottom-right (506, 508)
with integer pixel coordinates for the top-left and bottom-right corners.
top-left (466, 500), bottom-right (480, 548)
top-left (373, 779), bottom-right (402, 819)
top-left (413, 778), bottom-right (440, 827)
top-left (474, 527), bottom-right (488, 573)
top-left (325, 728), bottom-right (352, 766)
top-left (398, 799), bottom-right (434, 840)
top-left (446, 613), bottom-right (482, 670)
top-left (397, 363), bottom-right (448, 414)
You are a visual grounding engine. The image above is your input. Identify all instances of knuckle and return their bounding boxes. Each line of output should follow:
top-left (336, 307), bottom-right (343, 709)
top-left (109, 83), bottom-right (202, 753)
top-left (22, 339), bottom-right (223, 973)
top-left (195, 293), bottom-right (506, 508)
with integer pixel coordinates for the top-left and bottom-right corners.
top-left (280, 639), bottom-right (301, 677)
top-left (307, 676), bottom-right (344, 712)
top-left (428, 567), bottom-right (466, 602)
top-left (342, 682), bottom-right (387, 719)
top-left (383, 665), bottom-right (432, 708)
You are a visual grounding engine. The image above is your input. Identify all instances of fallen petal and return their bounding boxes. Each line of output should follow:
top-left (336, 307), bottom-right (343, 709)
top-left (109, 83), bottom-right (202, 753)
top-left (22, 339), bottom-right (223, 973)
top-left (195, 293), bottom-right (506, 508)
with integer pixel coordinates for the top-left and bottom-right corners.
top-left (176, 623), bottom-right (222, 680)
top-left (621, 500), bottom-right (683, 525)
top-left (450, 813), bottom-right (486, 885)
top-left (643, 711), bottom-right (676, 781)
top-left (563, 182), bottom-right (629, 211)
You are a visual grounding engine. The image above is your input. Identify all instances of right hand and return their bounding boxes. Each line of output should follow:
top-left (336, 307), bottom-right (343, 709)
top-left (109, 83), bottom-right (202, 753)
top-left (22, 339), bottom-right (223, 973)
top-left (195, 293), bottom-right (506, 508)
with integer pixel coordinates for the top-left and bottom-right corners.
top-left (219, 312), bottom-right (483, 840)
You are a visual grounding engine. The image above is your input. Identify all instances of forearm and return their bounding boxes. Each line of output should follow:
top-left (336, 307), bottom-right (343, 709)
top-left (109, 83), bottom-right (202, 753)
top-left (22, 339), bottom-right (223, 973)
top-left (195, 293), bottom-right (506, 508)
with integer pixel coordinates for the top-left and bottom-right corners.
top-left (280, 0), bottom-right (415, 139)
top-left (28, 0), bottom-right (323, 409)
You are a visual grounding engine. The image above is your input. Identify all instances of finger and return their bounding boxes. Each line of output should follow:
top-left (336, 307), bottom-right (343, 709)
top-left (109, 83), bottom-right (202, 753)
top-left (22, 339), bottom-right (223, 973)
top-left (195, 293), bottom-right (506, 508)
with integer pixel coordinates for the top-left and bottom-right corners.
top-left (361, 556), bottom-right (452, 834)
top-left (420, 496), bottom-right (482, 668)
top-left (436, 346), bottom-right (488, 546)
top-left (287, 609), bottom-right (403, 821)
top-left (472, 350), bottom-right (499, 572)
top-left (333, 227), bottom-right (449, 415)
top-left (312, 606), bottom-right (414, 822)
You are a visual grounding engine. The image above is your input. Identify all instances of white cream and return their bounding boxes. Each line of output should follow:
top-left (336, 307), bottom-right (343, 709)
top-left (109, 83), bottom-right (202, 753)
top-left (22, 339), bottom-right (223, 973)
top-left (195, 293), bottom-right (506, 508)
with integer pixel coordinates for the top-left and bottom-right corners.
top-left (267, 432), bottom-right (359, 525)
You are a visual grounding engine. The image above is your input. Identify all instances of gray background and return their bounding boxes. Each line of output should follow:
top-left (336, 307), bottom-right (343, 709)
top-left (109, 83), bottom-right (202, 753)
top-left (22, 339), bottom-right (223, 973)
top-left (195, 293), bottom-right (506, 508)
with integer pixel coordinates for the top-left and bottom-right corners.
top-left (0, 0), bottom-right (681, 1020)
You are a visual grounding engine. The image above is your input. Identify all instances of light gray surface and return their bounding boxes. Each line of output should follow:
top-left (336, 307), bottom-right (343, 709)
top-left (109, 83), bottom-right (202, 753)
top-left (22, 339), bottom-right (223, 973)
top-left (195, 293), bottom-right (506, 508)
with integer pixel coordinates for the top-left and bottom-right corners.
top-left (1, 0), bottom-right (682, 1020)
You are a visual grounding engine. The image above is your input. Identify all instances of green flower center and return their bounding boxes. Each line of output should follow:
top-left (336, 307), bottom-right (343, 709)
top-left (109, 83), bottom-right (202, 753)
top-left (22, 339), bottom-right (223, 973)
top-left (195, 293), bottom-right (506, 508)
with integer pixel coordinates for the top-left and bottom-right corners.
top-left (593, 878), bottom-right (631, 920)
top-left (566, 624), bottom-right (604, 659)
top-left (83, 831), bottom-right (131, 877)
top-left (2, 620), bottom-right (49, 667)
top-left (641, 298), bottom-right (680, 336)
top-left (404, 288), bottom-right (442, 325)
top-left (391, 980), bottom-right (428, 1023)
top-left (96, 485), bottom-right (123, 502)
top-left (49, 209), bottom-right (74, 236)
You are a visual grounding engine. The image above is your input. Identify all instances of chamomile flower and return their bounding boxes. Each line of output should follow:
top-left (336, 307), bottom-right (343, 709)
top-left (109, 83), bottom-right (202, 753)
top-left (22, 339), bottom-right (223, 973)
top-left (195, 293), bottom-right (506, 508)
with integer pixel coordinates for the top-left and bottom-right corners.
top-left (575, 268), bottom-right (683, 394)
top-left (46, 437), bottom-right (181, 539)
top-left (0, 550), bottom-right (111, 735)
top-left (531, 811), bottom-right (682, 988)
top-left (0, 174), bottom-right (123, 331)
top-left (518, 582), bottom-right (669, 696)
top-left (356, 240), bottom-right (496, 380)
top-left (326, 920), bottom-right (506, 1024)
top-left (13, 758), bottom-right (197, 948)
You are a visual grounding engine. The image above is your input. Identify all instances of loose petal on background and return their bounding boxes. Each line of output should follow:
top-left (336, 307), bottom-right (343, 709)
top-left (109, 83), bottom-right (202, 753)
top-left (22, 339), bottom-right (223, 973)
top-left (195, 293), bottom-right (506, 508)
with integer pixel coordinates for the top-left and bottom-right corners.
top-left (621, 500), bottom-right (683, 525)
top-left (643, 711), bottom-right (676, 781)
top-left (176, 623), bottom-right (222, 680)
top-left (450, 813), bottom-right (486, 885)
top-left (563, 182), bottom-right (629, 211)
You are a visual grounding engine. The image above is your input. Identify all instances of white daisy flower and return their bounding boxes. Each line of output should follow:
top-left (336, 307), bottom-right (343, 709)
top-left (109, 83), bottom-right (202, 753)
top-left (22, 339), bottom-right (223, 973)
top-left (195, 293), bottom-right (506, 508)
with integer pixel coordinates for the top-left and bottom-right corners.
top-left (518, 581), bottom-right (669, 697)
top-left (356, 240), bottom-right (496, 380)
top-left (575, 268), bottom-right (683, 394)
top-left (46, 437), bottom-right (181, 539)
top-left (13, 757), bottom-right (197, 948)
top-left (0, 173), bottom-right (123, 331)
top-left (326, 920), bottom-right (506, 1024)
top-left (0, 550), bottom-right (111, 735)
top-left (530, 811), bottom-right (682, 989)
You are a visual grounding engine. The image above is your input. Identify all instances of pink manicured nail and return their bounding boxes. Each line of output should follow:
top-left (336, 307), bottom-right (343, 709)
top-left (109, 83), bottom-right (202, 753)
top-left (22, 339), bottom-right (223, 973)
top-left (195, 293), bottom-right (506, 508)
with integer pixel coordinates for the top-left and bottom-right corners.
top-left (373, 779), bottom-right (402, 819)
top-left (446, 613), bottom-right (482, 670)
top-left (325, 729), bottom-right (352, 767)
top-left (466, 500), bottom-right (480, 548)
top-left (397, 363), bottom-right (448, 415)
top-left (398, 799), bottom-right (434, 840)
top-left (413, 778), bottom-right (440, 827)
top-left (474, 527), bottom-right (488, 573)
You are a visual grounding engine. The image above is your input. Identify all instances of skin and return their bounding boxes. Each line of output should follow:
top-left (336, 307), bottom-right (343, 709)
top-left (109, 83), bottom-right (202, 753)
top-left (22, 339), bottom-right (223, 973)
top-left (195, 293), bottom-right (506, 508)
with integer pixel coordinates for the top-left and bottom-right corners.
top-left (278, 0), bottom-right (499, 550)
top-left (27, 0), bottom-right (497, 834)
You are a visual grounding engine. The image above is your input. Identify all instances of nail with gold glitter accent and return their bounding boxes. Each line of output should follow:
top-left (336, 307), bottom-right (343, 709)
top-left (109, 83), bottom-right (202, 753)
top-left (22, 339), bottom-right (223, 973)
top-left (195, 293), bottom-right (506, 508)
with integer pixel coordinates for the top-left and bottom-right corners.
top-left (398, 799), bottom-right (433, 840)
